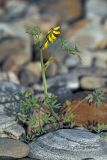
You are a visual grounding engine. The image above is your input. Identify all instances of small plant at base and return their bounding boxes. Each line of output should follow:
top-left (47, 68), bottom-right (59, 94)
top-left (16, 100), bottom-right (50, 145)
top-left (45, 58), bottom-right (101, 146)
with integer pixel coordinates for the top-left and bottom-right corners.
top-left (95, 123), bottom-right (107, 134)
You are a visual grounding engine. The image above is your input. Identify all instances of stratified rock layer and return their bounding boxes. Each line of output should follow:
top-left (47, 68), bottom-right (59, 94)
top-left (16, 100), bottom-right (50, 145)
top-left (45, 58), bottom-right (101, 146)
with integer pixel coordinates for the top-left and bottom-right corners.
top-left (29, 129), bottom-right (107, 160)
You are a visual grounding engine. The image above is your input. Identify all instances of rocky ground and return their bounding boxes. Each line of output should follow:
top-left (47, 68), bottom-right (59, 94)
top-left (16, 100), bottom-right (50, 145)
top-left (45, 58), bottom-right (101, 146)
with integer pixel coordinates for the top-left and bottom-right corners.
top-left (0, 0), bottom-right (107, 159)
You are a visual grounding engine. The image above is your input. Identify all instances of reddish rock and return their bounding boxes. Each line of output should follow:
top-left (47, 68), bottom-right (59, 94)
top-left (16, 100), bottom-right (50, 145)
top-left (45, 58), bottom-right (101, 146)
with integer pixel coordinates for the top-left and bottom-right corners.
top-left (38, 0), bottom-right (83, 22)
top-left (62, 100), bottom-right (107, 126)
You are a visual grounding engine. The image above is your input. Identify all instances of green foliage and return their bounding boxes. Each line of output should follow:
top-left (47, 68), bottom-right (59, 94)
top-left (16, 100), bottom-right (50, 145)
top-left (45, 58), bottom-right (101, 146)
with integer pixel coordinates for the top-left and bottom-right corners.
top-left (63, 113), bottom-right (75, 123)
top-left (58, 37), bottom-right (80, 57)
top-left (95, 123), bottom-right (107, 134)
top-left (45, 93), bottom-right (60, 109)
top-left (86, 89), bottom-right (105, 106)
top-left (43, 113), bottom-right (57, 128)
top-left (17, 91), bottom-right (40, 123)
top-left (26, 26), bottom-right (41, 37)
top-left (20, 133), bottom-right (37, 143)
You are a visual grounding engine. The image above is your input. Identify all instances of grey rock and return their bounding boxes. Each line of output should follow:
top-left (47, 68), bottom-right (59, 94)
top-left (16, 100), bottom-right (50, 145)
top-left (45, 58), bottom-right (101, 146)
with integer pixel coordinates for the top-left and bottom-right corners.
top-left (93, 51), bottom-right (107, 68)
top-left (29, 129), bottom-right (107, 160)
top-left (19, 69), bottom-right (39, 87)
top-left (0, 81), bottom-right (25, 139)
top-left (0, 81), bottom-right (23, 116)
top-left (0, 114), bottom-right (25, 139)
top-left (4, 123), bottom-right (25, 139)
top-left (20, 159), bottom-right (36, 160)
top-left (48, 85), bottom-right (72, 103)
top-left (4, 0), bottom-right (28, 21)
top-left (64, 55), bottom-right (80, 68)
top-left (86, 0), bottom-right (107, 20)
top-left (0, 138), bottom-right (29, 158)
top-left (73, 67), bottom-right (107, 77)
top-left (0, 114), bottom-right (15, 132)
top-left (0, 23), bottom-right (15, 40)
top-left (70, 21), bottom-right (107, 50)
top-left (0, 72), bottom-right (19, 84)
top-left (47, 73), bottom-right (79, 90)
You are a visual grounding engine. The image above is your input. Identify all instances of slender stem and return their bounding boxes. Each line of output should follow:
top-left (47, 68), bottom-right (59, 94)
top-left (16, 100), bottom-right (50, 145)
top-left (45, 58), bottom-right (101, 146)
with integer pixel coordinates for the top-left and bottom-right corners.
top-left (40, 49), bottom-right (48, 97)
top-left (71, 97), bottom-right (86, 112)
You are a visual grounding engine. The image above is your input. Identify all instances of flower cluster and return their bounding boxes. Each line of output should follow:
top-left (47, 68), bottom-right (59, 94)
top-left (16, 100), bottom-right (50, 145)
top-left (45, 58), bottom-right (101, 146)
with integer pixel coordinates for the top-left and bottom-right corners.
top-left (43, 26), bottom-right (61, 49)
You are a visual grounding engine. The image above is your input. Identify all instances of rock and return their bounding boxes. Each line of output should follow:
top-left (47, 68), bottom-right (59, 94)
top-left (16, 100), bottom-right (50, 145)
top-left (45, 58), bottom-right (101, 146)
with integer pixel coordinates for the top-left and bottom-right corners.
top-left (0, 114), bottom-right (15, 132)
top-left (0, 37), bottom-right (31, 64)
top-left (0, 81), bottom-right (25, 139)
top-left (58, 65), bottom-right (68, 74)
top-left (47, 73), bottom-right (79, 90)
top-left (29, 129), bottom-right (107, 160)
top-left (80, 76), bottom-right (106, 89)
top-left (46, 62), bottom-right (59, 77)
top-left (86, 0), bottom-right (107, 20)
top-left (37, 0), bottom-right (83, 23)
top-left (25, 62), bottom-right (41, 78)
top-left (62, 99), bottom-right (107, 126)
top-left (0, 23), bottom-right (15, 40)
top-left (18, 68), bottom-right (39, 87)
top-left (0, 81), bottom-right (23, 116)
top-left (0, 114), bottom-right (25, 139)
top-left (48, 85), bottom-right (72, 103)
top-left (0, 0), bottom-right (6, 7)
top-left (68, 21), bottom-right (107, 50)
top-left (20, 158), bottom-right (35, 160)
top-left (64, 55), bottom-right (80, 68)
top-left (0, 72), bottom-right (19, 84)
top-left (73, 67), bottom-right (107, 77)
top-left (93, 51), bottom-right (107, 68)
top-left (0, 138), bottom-right (29, 158)
top-left (4, 0), bottom-right (27, 21)
top-left (4, 123), bottom-right (25, 139)
top-left (80, 49), bottom-right (94, 67)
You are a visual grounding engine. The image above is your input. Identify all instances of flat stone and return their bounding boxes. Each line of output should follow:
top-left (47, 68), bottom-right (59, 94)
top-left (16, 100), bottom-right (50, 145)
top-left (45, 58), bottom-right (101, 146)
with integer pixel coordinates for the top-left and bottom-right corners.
top-left (29, 129), bottom-right (107, 160)
top-left (80, 76), bottom-right (106, 89)
top-left (73, 67), bottom-right (107, 77)
top-left (0, 138), bottom-right (29, 158)
top-left (0, 114), bottom-right (16, 132)
top-left (0, 72), bottom-right (19, 84)
top-left (47, 73), bottom-right (79, 90)
top-left (4, 123), bottom-right (25, 139)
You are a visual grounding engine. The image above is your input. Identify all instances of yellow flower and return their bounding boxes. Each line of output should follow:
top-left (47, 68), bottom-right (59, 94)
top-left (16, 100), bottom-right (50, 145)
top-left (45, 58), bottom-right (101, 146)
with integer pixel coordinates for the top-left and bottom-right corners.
top-left (43, 26), bottom-right (61, 49)
top-left (44, 40), bottom-right (49, 49)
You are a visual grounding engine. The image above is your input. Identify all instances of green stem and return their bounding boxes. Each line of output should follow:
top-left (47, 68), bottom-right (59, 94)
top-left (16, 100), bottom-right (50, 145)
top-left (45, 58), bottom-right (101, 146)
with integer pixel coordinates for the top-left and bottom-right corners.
top-left (40, 49), bottom-right (48, 97)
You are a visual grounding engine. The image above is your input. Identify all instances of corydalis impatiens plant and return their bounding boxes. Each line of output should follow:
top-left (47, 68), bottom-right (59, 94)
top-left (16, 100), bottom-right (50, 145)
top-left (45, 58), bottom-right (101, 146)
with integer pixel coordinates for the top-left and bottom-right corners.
top-left (26, 25), bottom-right (80, 97)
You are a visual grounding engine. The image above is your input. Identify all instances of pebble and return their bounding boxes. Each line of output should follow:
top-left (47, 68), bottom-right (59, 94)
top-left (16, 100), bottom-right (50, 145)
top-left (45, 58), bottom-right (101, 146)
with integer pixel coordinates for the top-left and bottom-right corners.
top-left (64, 55), bottom-right (80, 68)
top-left (25, 62), bottom-right (41, 78)
top-left (0, 72), bottom-right (19, 84)
top-left (19, 68), bottom-right (39, 87)
top-left (29, 129), bottom-right (107, 160)
top-left (0, 138), bottom-right (29, 158)
top-left (47, 73), bottom-right (79, 90)
top-left (80, 76), bottom-right (106, 89)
